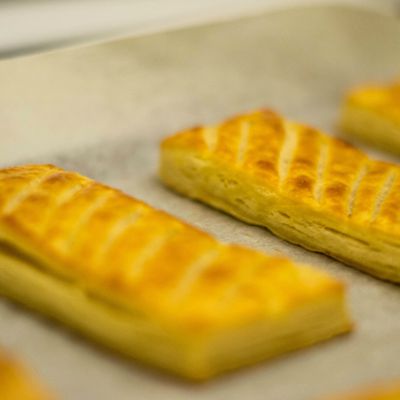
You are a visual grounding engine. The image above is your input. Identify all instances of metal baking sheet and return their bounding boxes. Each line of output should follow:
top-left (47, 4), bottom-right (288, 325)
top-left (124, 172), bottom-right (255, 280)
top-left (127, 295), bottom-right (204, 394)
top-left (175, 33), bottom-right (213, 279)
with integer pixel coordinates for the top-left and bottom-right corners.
top-left (0, 5), bottom-right (400, 400)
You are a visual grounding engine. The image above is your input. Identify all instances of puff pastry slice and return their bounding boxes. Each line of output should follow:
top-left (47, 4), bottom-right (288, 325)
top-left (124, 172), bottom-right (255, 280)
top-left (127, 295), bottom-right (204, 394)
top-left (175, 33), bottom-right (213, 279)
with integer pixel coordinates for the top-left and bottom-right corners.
top-left (160, 109), bottom-right (400, 282)
top-left (0, 350), bottom-right (53, 400)
top-left (341, 80), bottom-right (400, 154)
top-left (0, 164), bottom-right (351, 379)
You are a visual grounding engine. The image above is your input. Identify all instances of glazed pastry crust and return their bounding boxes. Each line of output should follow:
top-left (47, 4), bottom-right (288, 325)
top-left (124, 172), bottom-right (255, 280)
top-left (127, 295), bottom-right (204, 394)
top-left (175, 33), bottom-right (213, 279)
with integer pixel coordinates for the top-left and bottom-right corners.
top-left (0, 351), bottom-right (53, 400)
top-left (0, 164), bottom-right (351, 379)
top-left (160, 109), bottom-right (400, 282)
top-left (341, 80), bottom-right (400, 154)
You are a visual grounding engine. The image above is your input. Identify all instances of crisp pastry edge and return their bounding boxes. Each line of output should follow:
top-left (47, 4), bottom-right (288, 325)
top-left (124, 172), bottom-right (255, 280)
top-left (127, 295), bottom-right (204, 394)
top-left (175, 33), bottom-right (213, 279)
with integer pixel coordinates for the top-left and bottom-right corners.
top-left (160, 147), bottom-right (400, 282)
top-left (0, 238), bottom-right (351, 380)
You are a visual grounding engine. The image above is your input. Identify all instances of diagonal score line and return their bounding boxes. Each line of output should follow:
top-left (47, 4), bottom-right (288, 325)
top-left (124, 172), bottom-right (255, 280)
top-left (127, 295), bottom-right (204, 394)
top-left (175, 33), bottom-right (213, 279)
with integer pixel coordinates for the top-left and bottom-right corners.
top-left (347, 161), bottom-right (369, 217)
top-left (202, 126), bottom-right (218, 153)
top-left (278, 121), bottom-right (298, 187)
top-left (61, 189), bottom-right (115, 252)
top-left (236, 119), bottom-right (250, 166)
top-left (3, 169), bottom-right (59, 215)
top-left (370, 169), bottom-right (397, 223)
top-left (40, 179), bottom-right (92, 235)
top-left (169, 244), bottom-right (222, 303)
top-left (91, 207), bottom-right (149, 266)
top-left (124, 226), bottom-right (180, 281)
top-left (314, 137), bottom-right (329, 203)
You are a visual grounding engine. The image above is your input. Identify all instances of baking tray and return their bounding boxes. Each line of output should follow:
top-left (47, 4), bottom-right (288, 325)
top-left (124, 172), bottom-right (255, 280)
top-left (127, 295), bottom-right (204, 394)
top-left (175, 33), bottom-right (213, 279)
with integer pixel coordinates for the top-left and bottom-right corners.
top-left (0, 5), bottom-right (400, 400)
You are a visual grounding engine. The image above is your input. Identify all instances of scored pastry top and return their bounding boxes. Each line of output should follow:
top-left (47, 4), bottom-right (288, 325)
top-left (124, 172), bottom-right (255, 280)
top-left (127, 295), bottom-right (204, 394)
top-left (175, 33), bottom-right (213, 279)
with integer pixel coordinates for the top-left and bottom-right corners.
top-left (161, 109), bottom-right (400, 239)
top-left (0, 164), bottom-right (342, 333)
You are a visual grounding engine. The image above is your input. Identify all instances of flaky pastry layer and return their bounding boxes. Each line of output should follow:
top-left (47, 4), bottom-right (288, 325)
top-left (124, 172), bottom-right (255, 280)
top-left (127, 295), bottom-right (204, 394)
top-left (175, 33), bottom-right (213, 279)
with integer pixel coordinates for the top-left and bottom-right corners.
top-left (341, 80), bottom-right (400, 154)
top-left (160, 109), bottom-right (400, 282)
top-left (0, 164), bottom-right (351, 379)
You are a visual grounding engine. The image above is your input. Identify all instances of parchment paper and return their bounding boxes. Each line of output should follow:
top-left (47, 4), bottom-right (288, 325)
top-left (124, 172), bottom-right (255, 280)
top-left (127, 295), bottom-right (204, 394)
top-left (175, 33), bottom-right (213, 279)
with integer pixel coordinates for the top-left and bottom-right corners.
top-left (0, 5), bottom-right (400, 400)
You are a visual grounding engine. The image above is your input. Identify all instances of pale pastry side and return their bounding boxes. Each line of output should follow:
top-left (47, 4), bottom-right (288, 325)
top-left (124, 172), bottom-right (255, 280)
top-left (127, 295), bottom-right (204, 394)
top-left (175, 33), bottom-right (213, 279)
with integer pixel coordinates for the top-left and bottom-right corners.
top-left (0, 164), bottom-right (352, 379)
top-left (0, 351), bottom-right (53, 400)
top-left (340, 81), bottom-right (400, 154)
top-left (160, 109), bottom-right (400, 282)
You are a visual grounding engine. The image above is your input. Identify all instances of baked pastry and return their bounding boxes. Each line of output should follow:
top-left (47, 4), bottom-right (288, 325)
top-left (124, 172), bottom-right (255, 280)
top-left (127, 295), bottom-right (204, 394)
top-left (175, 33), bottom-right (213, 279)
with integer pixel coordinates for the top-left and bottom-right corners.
top-left (322, 380), bottom-right (400, 400)
top-left (0, 350), bottom-right (53, 400)
top-left (0, 164), bottom-right (351, 379)
top-left (160, 109), bottom-right (400, 283)
top-left (340, 80), bottom-right (400, 154)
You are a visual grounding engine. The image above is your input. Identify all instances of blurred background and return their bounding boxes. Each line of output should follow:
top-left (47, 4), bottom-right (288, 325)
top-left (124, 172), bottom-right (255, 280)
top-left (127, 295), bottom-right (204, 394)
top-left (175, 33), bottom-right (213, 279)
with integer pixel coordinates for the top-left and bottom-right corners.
top-left (1, 0), bottom-right (400, 58)
top-left (1, 2), bottom-right (400, 399)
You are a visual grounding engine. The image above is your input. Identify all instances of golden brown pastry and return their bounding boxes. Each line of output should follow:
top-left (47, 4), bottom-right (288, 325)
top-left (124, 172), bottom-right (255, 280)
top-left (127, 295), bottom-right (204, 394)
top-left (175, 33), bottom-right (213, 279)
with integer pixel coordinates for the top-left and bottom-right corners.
top-left (160, 109), bottom-right (400, 283)
top-left (322, 381), bottom-right (400, 400)
top-left (0, 351), bottom-right (53, 400)
top-left (0, 164), bottom-right (351, 379)
top-left (340, 80), bottom-right (400, 154)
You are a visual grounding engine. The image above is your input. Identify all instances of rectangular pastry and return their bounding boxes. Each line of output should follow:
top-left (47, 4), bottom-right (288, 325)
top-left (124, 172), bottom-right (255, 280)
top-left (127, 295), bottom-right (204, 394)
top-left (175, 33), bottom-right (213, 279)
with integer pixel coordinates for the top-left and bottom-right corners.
top-left (0, 350), bottom-right (53, 400)
top-left (340, 80), bottom-right (400, 154)
top-left (0, 164), bottom-right (351, 379)
top-left (160, 109), bottom-right (400, 283)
